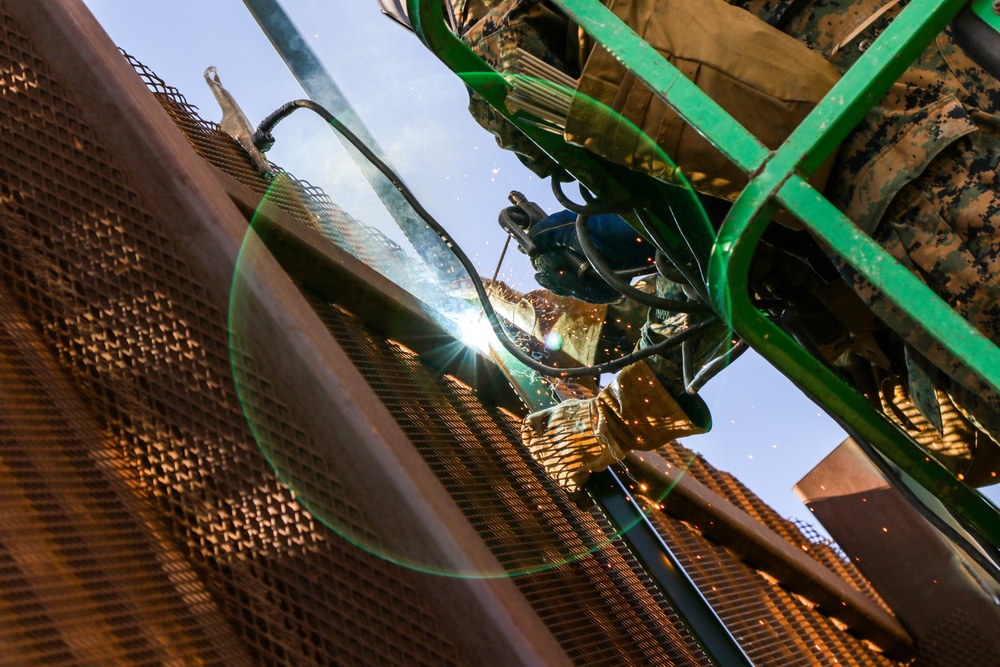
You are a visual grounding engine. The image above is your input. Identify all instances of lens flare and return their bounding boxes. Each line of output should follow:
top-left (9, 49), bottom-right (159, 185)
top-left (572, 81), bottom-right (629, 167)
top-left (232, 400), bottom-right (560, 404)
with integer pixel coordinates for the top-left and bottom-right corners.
top-left (228, 74), bottom-right (697, 579)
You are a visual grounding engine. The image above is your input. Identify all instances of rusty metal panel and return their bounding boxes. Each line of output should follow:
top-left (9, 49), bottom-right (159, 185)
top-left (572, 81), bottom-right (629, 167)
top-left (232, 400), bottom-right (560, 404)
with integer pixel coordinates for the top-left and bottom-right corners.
top-left (797, 439), bottom-right (1000, 666)
top-left (0, 3), bottom-right (473, 664)
top-left (0, 282), bottom-right (251, 665)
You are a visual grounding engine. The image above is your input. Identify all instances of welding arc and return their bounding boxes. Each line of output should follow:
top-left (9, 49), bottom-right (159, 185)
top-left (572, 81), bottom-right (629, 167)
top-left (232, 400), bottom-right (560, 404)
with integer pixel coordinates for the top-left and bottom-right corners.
top-left (253, 99), bottom-right (715, 378)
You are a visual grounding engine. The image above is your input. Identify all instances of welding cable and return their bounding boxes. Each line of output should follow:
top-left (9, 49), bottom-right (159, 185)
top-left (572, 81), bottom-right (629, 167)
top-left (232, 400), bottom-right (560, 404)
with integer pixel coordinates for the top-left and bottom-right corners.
top-left (550, 166), bottom-right (712, 303)
top-left (550, 168), bottom-right (647, 215)
top-left (252, 99), bottom-right (716, 378)
top-left (254, 101), bottom-right (1000, 573)
top-left (654, 250), bottom-right (689, 284)
top-left (634, 208), bottom-right (711, 304)
top-left (568, 176), bottom-right (698, 287)
top-left (574, 212), bottom-right (712, 314)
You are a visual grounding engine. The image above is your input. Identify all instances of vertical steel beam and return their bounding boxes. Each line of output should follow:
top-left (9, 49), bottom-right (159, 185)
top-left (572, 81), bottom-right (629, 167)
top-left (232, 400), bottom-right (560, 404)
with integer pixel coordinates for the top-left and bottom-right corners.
top-left (241, 0), bottom-right (464, 280)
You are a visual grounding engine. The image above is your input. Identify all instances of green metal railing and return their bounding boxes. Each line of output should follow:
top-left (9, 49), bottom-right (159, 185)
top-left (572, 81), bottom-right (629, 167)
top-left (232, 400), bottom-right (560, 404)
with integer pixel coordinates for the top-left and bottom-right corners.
top-left (409, 0), bottom-right (1000, 560)
top-left (973, 0), bottom-right (1000, 27)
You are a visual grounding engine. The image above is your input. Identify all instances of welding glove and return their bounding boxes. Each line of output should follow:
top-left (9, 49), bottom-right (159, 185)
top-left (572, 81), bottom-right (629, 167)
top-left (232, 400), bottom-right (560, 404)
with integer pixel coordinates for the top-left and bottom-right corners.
top-left (530, 210), bottom-right (654, 304)
top-left (486, 280), bottom-right (611, 366)
top-left (521, 360), bottom-right (709, 497)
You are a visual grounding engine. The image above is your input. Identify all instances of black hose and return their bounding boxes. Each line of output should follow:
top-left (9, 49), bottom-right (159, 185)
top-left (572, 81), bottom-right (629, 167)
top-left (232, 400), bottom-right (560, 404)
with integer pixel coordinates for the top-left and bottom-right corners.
top-left (257, 99), bottom-right (1000, 576)
top-left (654, 250), bottom-right (688, 284)
top-left (252, 99), bottom-right (712, 378)
top-left (686, 339), bottom-right (748, 394)
top-left (550, 168), bottom-right (710, 303)
top-left (616, 265), bottom-right (659, 280)
top-left (634, 208), bottom-right (710, 303)
top-left (550, 169), bottom-right (647, 215)
top-left (253, 100), bottom-right (305, 152)
top-left (574, 213), bottom-right (712, 314)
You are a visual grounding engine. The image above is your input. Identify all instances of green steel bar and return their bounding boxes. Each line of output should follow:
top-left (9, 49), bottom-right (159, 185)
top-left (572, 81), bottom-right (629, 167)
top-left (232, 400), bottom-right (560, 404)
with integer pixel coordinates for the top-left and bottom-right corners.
top-left (703, 0), bottom-right (1000, 544)
top-left (777, 176), bottom-right (1000, 545)
top-left (707, 0), bottom-right (971, 341)
top-left (413, 0), bottom-right (1000, 635)
top-left (720, 0), bottom-right (969, 186)
top-left (707, 0), bottom-right (1000, 541)
top-left (973, 0), bottom-right (1000, 28)
top-left (550, 0), bottom-right (771, 174)
top-left (781, 177), bottom-right (1000, 394)
top-left (711, 0), bottom-right (975, 346)
top-left (507, 0), bottom-right (1000, 545)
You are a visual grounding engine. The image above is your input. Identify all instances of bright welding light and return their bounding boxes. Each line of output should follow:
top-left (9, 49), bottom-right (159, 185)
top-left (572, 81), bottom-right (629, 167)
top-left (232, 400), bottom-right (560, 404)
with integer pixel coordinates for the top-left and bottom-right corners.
top-left (456, 310), bottom-right (497, 355)
top-left (544, 331), bottom-right (563, 351)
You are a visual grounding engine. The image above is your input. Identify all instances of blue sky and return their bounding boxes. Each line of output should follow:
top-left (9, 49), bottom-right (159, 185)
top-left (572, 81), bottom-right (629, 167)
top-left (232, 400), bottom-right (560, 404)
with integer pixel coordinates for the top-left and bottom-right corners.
top-left (80, 0), bottom-right (996, 530)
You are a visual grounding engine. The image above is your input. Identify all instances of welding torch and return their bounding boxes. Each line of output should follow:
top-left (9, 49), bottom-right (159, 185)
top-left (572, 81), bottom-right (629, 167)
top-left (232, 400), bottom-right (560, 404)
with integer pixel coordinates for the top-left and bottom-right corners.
top-left (493, 191), bottom-right (591, 282)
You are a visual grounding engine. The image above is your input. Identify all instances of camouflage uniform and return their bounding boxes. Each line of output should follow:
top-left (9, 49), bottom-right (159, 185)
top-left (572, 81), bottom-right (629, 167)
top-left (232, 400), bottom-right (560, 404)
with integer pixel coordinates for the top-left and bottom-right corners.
top-left (783, 0), bottom-right (1000, 462)
top-left (448, 0), bottom-right (1000, 484)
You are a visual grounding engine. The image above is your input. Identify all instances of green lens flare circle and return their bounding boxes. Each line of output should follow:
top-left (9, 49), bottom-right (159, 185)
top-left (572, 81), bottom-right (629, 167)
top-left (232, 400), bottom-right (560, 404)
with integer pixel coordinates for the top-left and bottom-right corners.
top-left (227, 72), bottom-right (713, 578)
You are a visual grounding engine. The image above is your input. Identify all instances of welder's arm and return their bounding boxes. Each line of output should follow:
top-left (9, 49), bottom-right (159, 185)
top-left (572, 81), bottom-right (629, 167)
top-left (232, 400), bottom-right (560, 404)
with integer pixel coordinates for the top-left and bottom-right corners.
top-left (529, 210), bottom-right (653, 304)
top-left (484, 280), bottom-right (646, 367)
top-left (522, 360), bottom-right (709, 497)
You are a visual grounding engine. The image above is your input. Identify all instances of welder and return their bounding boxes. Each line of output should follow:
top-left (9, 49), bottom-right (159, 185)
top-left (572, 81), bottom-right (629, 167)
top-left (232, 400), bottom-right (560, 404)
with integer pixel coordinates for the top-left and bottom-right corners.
top-left (379, 0), bottom-right (1000, 493)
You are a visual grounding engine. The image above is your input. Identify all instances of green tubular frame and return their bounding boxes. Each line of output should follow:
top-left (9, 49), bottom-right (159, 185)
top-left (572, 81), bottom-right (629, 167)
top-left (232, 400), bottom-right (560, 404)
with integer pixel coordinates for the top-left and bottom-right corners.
top-left (973, 0), bottom-right (1000, 28)
top-left (544, 0), bottom-right (1000, 549)
top-left (410, 0), bottom-right (1000, 551)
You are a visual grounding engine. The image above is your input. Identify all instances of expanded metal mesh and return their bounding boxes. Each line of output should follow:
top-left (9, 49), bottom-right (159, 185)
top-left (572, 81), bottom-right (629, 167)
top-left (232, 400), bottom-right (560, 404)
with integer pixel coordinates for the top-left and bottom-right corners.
top-left (0, 282), bottom-right (250, 666)
top-left (309, 300), bottom-right (710, 666)
top-left (128, 36), bottom-right (886, 617)
top-left (134, 42), bottom-right (898, 667)
top-left (311, 299), bottom-right (903, 666)
top-left (0, 9), bottom-right (464, 666)
top-left (655, 440), bottom-right (890, 611)
top-left (636, 498), bottom-right (898, 667)
top-left (124, 53), bottom-right (426, 290)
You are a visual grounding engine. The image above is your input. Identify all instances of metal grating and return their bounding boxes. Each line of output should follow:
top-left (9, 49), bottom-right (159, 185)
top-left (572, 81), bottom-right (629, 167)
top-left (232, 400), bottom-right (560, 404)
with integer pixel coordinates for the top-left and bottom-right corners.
top-left (136, 31), bottom-right (900, 666)
top-left (124, 53), bottom-right (426, 290)
top-left (636, 498), bottom-right (899, 667)
top-left (129, 33), bottom-right (886, 618)
top-left (0, 2), bottom-right (907, 663)
top-left (0, 8), bottom-right (465, 666)
top-left (0, 281), bottom-right (249, 666)
top-left (308, 299), bottom-right (710, 666)
top-left (655, 440), bottom-right (890, 611)
top-left (309, 298), bottom-right (900, 666)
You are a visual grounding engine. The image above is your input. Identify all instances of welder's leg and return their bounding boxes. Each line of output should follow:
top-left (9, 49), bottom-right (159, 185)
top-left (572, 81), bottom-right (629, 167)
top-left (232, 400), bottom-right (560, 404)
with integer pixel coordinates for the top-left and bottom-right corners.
top-left (839, 131), bottom-right (1000, 448)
